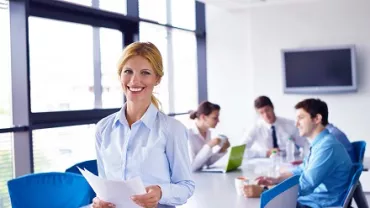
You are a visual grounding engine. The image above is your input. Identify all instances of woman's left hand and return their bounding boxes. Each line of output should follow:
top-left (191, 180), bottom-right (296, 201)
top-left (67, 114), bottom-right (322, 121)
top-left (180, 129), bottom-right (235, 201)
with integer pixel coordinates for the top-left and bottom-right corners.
top-left (131, 185), bottom-right (162, 208)
top-left (219, 140), bottom-right (230, 153)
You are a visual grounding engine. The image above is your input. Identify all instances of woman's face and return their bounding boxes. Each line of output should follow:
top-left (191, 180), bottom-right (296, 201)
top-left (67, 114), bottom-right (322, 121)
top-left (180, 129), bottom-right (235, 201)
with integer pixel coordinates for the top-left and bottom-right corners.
top-left (202, 110), bottom-right (220, 129)
top-left (120, 56), bottom-right (159, 104)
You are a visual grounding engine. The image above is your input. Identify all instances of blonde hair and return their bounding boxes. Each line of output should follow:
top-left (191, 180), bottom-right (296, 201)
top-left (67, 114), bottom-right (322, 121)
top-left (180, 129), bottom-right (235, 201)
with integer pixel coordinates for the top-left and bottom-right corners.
top-left (117, 42), bottom-right (163, 109)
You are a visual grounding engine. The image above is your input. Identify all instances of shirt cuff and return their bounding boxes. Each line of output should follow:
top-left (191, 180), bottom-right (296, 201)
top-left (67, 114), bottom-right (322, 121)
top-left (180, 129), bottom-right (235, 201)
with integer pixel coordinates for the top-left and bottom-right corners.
top-left (157, 183), bottom-right (175, 206)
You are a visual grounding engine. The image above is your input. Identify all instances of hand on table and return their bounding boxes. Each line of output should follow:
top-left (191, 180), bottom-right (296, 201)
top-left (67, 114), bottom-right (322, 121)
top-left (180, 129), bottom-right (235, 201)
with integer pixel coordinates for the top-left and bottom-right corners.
top-left (255, 176), bottom-right (279, 186)
top-left (243, 185), bottom-right (263, 198)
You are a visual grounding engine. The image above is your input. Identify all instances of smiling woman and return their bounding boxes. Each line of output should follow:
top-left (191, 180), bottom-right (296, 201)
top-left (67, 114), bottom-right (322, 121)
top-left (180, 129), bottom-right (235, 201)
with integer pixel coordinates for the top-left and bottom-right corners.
top-left (117, 42), bottom-right (163, 112)
top-left (92, 42), bottom-right (195, 208)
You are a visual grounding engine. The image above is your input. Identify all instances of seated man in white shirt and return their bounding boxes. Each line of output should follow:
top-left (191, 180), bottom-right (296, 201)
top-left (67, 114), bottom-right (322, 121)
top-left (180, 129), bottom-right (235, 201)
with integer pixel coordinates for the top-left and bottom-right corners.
top-left (241, 96), bottom-right (309, 158)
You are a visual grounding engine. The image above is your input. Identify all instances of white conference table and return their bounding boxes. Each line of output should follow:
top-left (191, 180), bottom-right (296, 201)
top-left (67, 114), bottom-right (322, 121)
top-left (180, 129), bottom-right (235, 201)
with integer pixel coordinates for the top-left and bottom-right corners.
top-left (178, 170), bottom-right (260, 208)
top-left (179, 157), bottom-right (370, 208)
top-left (179, 158), bottom-right (279, 208)
top-left (82, 157), bottom-right (370, 208)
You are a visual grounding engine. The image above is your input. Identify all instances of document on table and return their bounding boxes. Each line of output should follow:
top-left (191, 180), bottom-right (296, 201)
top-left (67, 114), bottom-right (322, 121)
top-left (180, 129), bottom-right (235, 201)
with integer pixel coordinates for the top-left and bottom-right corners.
top-left (78, 167), bottom-right (146, 208)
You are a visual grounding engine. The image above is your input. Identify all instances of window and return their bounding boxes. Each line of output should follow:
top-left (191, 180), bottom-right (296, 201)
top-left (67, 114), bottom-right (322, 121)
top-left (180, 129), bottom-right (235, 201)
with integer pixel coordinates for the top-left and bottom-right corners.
top-left (56, 0), bottom-right (127, 14)
top-left (0, 6), bottom-right (12, 129)
top-left (99, 0), bottom-right (127, 15)
top-left (170, 0), bottom-right (195, 30)
top-left (172, 29), bottom-right (198, 112)
top-left (139, 0), bottom-right (166, 24)
top-left (32, 125), bottom-right (96, 173)
top-left (0, 133), bottom-right (13, 208)
top-left (139, 22), bottom-right (170, 113)
top-left (57, 0), bottom-right (92, 6)
top-left (100, 28), bottom-right (124, 108)
top-left (29, 17), bottom-right (94, 112)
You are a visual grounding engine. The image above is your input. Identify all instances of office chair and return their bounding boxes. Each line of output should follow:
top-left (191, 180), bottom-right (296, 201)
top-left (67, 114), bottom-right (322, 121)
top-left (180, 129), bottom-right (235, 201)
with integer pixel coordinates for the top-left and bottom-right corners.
top-left (7, 172), bottom-right (91, 208)
top-left (260, 175), bottom-right (300, 208)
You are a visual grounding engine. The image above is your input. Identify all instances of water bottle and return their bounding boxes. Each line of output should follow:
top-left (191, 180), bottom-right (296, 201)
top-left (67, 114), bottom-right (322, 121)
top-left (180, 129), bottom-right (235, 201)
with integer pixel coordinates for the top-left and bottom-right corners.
top-left (286, 137), bottom-right (295, 162)
top-left (269, 150), bottom-right (278, 177)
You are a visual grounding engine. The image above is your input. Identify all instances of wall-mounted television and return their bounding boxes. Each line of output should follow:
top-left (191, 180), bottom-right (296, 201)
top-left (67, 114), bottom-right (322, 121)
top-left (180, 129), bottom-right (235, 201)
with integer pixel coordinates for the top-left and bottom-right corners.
top-left (282, 45), bottom-right (357, 94)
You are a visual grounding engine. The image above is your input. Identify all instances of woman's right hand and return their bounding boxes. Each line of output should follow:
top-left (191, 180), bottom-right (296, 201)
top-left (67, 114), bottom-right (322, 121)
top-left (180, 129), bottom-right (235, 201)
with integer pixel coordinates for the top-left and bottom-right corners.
top-left (92, 197), bottom-right (116, 208)
top-left (207, 138), bottom-right (221, 148)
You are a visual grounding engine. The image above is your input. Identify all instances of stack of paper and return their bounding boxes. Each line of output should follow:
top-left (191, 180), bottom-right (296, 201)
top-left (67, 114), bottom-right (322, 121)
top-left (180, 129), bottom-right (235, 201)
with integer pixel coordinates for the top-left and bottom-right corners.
top-left (78, 167), bottom-right (146, 208)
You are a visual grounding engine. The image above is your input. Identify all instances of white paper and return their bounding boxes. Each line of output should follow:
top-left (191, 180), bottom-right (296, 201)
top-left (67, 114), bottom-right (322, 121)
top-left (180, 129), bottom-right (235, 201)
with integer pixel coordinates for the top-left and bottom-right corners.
top-left (77, 167), bottom-right (146, 208)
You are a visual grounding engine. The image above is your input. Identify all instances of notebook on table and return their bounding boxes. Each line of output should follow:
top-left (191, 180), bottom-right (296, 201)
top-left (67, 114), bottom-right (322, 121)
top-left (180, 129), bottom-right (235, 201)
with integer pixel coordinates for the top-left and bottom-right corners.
top-left (201, 144), bottom-right (246, 173)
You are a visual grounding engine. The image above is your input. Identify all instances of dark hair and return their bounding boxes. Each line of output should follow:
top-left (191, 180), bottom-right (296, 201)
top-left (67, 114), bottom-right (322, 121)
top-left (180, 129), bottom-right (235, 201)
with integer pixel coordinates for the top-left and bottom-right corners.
top-left (190, 101), bottom-right (220, 120)
top-left (295, 98), bottom-right (329, 126)
top-left (254, 96), bottom-right (274, 109)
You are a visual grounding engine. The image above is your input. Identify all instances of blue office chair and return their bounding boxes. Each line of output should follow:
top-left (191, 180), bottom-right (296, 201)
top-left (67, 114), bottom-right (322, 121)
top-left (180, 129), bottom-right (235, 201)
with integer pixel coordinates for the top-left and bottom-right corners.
top-left (7, 172), bottom-right (91, 208)
top-left (352, 141), bottom-right (366, 164)
top-left (65, 160), bottom-right (98, 202)
top-left (341, 164), bottom-right (364, 208)
top-left (260, 175), bottom-right (300, 208)
top-left (66, 159), bottom-right (98, 175)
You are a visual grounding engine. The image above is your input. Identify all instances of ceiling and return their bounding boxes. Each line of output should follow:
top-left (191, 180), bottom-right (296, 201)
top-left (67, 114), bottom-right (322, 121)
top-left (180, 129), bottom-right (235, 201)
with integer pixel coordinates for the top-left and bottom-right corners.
top-left (196, 0), bottom-right (319, 10)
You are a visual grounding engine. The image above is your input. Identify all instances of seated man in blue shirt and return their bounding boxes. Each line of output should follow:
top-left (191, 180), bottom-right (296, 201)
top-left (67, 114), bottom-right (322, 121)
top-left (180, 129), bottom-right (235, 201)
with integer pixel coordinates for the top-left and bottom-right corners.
top-left (244, 98), bottom-right (353, 208)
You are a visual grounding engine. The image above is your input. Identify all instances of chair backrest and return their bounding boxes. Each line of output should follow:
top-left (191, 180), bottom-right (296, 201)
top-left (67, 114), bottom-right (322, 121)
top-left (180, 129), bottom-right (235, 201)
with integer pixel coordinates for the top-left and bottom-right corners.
top-left (352, 141), bottom-right (366, 164)
top-left (65, 160), bottom-right (98, 202)
top-left (342, 164), bottom-right (363, 208)
top-left (260, 175), bottom-right (300, 208)
top-left (7, 172), bottom-right (91, 208)
top-left (65, 159), bottom-right (98, 175)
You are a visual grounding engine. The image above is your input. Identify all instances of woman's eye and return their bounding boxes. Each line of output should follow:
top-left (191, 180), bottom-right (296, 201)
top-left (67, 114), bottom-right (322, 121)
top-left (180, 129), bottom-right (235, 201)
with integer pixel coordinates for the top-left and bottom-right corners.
top-left (142, 71), bottom-right (151, 75)
top-left (124, 70), bottom-right (132, 74)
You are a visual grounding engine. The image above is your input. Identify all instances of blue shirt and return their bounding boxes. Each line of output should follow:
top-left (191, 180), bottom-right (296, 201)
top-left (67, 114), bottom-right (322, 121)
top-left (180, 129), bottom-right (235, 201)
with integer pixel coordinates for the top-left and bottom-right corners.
top-left (291, 129), bottom-right (353, 208)
top-left (326, 123), bottom-right (355, 162)
top-left (95, 103), bottom-right (195, 207)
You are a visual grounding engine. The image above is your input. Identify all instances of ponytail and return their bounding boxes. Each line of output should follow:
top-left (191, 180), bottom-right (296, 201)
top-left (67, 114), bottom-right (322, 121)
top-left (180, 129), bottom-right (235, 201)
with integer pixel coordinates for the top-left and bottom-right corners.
top-left (151, 94), bottom-right (161, 110)
top-left (189, 111), bottom-right (197, 119)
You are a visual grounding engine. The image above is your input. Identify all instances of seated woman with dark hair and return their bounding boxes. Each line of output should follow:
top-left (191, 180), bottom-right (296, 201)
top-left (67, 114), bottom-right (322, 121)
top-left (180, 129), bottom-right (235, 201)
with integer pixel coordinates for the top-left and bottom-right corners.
top-left (188, 101), bottom-right (230, 172)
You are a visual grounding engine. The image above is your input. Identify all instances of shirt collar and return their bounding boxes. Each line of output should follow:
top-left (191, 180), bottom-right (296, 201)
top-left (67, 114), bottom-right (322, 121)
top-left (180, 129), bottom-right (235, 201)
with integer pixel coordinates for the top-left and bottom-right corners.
top-left (261, 116), bottom-right (280, 128)
top-left (190, 122), bottom-right (210, 141)
top-left (310, 128), bottom-right (330, 147)
top-left (112, 103), bottom-right (158, 129)
top-left (190, 122), bottom-right (201, 135)
top-left (326, 123), bottom-right (334, 130)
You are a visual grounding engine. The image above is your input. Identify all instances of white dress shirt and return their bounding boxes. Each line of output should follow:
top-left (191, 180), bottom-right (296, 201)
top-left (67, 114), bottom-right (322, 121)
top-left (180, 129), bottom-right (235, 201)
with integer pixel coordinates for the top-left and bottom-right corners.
top-left (188, 123), bottom-right (227, 171)
top-left (241, 116), bottom-right (309, 158)
top-left (95, 103), bottom-right (195, 207)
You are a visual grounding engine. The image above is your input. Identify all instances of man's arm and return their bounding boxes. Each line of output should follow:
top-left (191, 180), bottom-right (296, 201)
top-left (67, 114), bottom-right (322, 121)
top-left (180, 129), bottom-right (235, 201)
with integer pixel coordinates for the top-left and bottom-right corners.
top-left (241, 127), bottom-right (268, 158)
top-left (298, 145), bottom-right (335, 196)
top-left (256, 172), bottom-right (293, 186)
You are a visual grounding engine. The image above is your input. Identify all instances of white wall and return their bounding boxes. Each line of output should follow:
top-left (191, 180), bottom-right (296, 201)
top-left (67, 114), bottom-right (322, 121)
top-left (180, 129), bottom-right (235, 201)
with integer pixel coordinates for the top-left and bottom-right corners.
top-left (206, 0), bottom-right (370, 156)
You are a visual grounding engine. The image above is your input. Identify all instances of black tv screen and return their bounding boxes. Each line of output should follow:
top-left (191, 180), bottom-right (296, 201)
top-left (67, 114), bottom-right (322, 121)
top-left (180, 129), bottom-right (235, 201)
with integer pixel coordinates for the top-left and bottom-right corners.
top-left (282, 46), bottom-right (357, 94)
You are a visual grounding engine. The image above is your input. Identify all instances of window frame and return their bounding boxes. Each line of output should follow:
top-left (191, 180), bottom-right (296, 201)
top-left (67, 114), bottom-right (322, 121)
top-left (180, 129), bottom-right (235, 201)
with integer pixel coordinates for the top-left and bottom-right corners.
top-left (3, 0), bottom-right (207, 178)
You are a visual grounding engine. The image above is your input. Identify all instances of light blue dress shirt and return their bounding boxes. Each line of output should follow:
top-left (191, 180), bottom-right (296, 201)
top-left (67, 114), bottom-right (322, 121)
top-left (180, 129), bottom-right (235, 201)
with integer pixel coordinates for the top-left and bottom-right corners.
top-left (326, 123), bottom-right (355, 162)
top-left (291, 129), bottom-right (353, 208)
top-left (95, 103), bottom-right (195, 208)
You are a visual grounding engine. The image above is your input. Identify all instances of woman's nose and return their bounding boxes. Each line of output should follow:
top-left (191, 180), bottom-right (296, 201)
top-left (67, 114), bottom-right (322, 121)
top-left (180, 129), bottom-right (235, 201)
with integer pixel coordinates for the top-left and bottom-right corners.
top-left (130, 73), bottom-right (140, 84)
